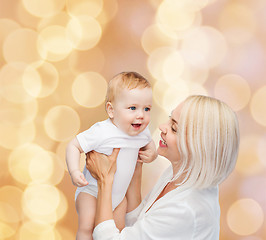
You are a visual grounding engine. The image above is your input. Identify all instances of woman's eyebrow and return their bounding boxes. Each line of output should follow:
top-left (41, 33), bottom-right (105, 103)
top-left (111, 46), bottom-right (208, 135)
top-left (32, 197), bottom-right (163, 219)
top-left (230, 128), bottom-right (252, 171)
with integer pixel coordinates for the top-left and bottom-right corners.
top-left (171, 118), bottom-right (178, 125)
top-left (169, 114), bottom-right (178, 124)
top-left (172, 118), bottom-right (178, 124)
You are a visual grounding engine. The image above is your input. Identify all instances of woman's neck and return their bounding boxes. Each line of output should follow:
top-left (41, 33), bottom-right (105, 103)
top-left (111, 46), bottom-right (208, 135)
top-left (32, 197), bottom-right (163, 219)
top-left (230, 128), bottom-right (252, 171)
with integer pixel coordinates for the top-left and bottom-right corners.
top-left (171, 162), bottom-right (188, 186)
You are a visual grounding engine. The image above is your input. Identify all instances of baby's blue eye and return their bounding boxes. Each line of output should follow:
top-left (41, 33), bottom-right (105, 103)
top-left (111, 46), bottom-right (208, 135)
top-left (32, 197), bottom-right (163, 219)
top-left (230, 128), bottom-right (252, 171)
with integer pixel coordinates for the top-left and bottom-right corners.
top-left (129, 106), bottom-right (136, 110)
top-left (144, 107), bottom-right (150, 112)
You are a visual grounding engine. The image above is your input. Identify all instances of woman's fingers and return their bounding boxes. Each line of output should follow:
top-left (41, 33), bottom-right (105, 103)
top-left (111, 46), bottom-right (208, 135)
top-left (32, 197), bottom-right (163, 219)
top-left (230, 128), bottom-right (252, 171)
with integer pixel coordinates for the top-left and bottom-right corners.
top-left (110, 148), bottom-right (120, 160)
top-left (85, 149), bottom-right (120, 181)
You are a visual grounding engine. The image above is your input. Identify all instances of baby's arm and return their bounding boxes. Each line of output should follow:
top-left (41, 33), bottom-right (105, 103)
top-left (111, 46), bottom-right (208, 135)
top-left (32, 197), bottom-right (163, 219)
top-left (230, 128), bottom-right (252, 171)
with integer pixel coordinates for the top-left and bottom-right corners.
top-left (138, 140), bottom-right (158, 163)
top-left (66, 137), bottom-right (88, 187)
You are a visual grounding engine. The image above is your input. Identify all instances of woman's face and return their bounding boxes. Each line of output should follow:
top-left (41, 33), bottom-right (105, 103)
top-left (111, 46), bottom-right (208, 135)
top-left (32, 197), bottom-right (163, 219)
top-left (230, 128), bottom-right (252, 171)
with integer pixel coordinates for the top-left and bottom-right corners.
top-left (157, 103), bottom-right (183, 163)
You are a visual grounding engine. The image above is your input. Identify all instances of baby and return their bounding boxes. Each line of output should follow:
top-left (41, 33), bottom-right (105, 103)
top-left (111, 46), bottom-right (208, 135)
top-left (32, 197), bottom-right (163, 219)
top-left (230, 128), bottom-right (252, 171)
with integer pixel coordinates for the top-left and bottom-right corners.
top-left (66, 72), bottom-right (157, 240)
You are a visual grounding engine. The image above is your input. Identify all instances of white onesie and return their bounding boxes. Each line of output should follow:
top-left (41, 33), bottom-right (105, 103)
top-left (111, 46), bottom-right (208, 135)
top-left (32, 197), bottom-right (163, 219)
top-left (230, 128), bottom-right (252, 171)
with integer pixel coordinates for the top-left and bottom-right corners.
top-left (75, 118), bottom-right (151, 210)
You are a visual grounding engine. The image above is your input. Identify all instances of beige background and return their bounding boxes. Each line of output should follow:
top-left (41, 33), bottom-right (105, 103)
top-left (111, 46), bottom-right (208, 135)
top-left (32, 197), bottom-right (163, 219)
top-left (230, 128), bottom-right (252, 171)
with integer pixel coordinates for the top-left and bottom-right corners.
top-left (0, 0), bottom-right (266, 239)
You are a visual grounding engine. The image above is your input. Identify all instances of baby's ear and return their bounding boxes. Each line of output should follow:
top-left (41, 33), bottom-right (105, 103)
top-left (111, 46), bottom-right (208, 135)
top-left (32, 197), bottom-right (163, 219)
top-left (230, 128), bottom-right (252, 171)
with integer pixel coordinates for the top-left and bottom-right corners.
top-left (106, 102), bottom-right (114, 118)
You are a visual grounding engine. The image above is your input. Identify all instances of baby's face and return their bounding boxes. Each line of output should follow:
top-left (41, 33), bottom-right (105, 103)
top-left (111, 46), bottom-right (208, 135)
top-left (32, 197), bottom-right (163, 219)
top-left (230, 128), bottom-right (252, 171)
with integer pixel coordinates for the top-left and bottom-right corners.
top-left (110, 87), bottom-right (152, 136)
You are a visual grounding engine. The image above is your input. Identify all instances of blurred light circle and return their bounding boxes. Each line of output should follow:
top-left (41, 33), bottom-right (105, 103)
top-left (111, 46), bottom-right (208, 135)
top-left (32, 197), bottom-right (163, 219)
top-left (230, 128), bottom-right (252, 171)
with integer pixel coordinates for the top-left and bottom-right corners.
top-left (56, 191), bottom-right (68, 222)
top-left (240, 237), bottom-right (262, 240)
top-left (258, 134), bottom-right (266, 167)
top-left (158, 0), bottom-right (209, 12)
top-left (18, 221), bottom-right (56, 240)
top-left (0, 63), bottom-right (36, 104)
top-left (236, 135), bottom-right (263, 176)
top-left (162, 51), bottom-right (185, 84)
top-left (37, 25), bottom-right (73, 62)
top-left (147, 47), bottom-right (175, 80)
top-left (214, 74), bottom-right (251, 111)
top-left (66, 15), bottom-right (102, 50)
top-left (153, 80), bottom-right (169, 109)
top-left (181, 26), bottom-right (227, 68)
top-left (15, 1), bottom-right (41, 29)
top-left (0, 98), bottom-right (38, 126)
top-left (3, 28), bottom-right (42, 64)
top-left (54, 226), bottom-right (75, 240)
top-left (188, 82), bottom-right (208, 96)
top-left (250, 86), bottom-right (266, 127)
top-left (22, 0), bottom-right (65, 18)
top-left (68, 47), bottom-right (105, 74)
top-left (219, 3), bottom-right (256, 45)
top-left (97, 0), bottom-right (118, 26)
top-left (141, 24), bottom-right (178, 55)
top-left (8, 143), bottom-right (50, 184)
top-left (67, 0), bottom-right (103, 18)
top-left (0, 202), bottom-right (20, 237)
top-left (0, 222), bottom-right (16, 239)
top-left (156, 10), bottom-right (202, 41)
top-left (22, 188), bottom-right (67, 224)
top-left (38, 12), bottom-right (70, 30)
top-left (0, 122), bottom-right (35, 150)
top-left (157, 0), bottom-right (197, 32)
top-left (72, 72), bottom-right (107, 108)
top-left (29, 151), bottom-right (54, 184)
top-left (227, 198), bottom-right (264, 236)
top-left (181, 62), bottom-right (209, 84)
top-left (31, 61), bottom-right (59, 98)
top-left (22, 184), bottom-right (60, 216)
top-left (22, 65), bottom-right (42, 98)
top-left (0, 18), bottom-right (20, 47)
top-left (240, 176), bottom-right (266, 212)
top-left (0, 186), bottom-right (23, 222)
top-left (162, 81), bottom-right (189, 112)
top-left (55, 141), bottom-right (70, 172)
top-left (153, 80), bottom-right (189, 112)
top-left (47, 152), bottom-right (65, 185)
top-left (44, 105), bottom-right (80, 141)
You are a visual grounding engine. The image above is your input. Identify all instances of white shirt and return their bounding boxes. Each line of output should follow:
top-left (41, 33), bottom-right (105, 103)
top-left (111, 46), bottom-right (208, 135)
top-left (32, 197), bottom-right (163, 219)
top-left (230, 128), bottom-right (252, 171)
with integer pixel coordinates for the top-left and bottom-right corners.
top-left (93, 166), bottom-right (221, 240)
top-left (76, 118), bottom-right (151, 210)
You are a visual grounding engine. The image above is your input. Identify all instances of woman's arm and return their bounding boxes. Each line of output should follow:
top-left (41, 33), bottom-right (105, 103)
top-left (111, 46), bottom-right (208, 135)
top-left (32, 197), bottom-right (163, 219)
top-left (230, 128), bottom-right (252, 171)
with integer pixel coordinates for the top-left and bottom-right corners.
top-left (86, 153), bottom-right (195, 240)
top-left (126, 161), bottom-right (143, 213)
top-left (86, 148), bottom-right (120, 226)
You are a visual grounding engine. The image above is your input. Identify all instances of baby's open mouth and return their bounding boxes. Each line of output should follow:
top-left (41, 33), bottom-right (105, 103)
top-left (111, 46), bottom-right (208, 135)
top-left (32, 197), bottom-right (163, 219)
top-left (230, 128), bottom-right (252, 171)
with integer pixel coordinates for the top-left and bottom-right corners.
top-left (132, 123), bottom-right (141, 128)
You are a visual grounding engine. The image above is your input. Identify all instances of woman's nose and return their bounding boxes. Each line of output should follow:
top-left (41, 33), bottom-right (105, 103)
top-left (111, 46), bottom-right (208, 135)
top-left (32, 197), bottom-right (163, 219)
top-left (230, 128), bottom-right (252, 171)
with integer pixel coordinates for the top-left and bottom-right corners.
top-left (159, 123), bottom-right (167, 133)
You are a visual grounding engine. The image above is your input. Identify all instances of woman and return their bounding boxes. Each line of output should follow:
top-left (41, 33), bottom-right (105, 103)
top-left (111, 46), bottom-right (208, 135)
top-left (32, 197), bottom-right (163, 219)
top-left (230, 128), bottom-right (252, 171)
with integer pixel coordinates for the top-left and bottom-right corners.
top-left (86, 95), bottom-right (240, 240)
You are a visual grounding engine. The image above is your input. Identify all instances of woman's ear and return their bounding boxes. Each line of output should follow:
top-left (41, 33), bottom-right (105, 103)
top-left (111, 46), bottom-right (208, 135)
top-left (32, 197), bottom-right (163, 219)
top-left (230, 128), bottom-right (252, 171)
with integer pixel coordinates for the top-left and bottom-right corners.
top-left (106, 102), bottom-right (114, 118)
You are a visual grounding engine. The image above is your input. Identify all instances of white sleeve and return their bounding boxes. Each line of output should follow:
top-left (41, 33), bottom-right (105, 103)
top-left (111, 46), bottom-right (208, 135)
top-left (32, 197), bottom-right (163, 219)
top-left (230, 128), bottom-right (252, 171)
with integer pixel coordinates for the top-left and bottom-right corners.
top-left (76, 123), bottom-right (101, 153)
top-left (93, 202), bottom-right (195, 240)
top-left (125, 201), bottom-right (145, 227)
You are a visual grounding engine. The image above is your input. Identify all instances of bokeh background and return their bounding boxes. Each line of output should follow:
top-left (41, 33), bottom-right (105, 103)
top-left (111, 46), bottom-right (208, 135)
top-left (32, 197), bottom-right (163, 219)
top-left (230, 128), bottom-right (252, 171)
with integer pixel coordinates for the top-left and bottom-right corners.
top-left (0, 0), bottom-right (266, 239)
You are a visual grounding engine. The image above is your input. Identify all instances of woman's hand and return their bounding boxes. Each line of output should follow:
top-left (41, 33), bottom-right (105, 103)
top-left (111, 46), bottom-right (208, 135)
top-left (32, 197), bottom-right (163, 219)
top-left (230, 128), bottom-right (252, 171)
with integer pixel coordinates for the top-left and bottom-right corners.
top-left (86, 148), bottom-right (120, 184)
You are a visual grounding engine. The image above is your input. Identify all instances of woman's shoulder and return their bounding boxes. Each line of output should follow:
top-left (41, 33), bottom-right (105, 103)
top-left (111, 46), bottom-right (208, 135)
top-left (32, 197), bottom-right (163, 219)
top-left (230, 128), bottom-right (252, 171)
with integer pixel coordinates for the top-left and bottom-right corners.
top-left (147, 187), bottom-right (220, 239)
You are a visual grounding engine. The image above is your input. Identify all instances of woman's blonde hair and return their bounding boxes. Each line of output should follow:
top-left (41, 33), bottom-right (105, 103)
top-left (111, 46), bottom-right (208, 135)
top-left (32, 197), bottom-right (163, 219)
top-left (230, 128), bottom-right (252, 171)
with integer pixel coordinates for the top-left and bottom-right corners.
top-left (173, 95), bottom-right (240, 189)
top-left (105, 72), bottom-right (151, 104)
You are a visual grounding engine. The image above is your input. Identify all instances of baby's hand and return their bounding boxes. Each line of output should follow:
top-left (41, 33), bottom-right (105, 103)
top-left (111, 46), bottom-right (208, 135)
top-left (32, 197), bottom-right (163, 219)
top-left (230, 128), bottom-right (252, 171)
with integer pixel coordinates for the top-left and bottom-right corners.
top-left (138, 140), bottom-right (158, 163)
top-left (70, 170), bottom-right (88, 187)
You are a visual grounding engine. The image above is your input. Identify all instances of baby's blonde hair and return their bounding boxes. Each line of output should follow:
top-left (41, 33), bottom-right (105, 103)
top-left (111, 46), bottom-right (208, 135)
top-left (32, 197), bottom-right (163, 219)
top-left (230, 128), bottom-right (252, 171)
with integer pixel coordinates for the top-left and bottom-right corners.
top-left (173, 95), bottom-right (240, 189)
top-left (105, 72), bottom-right (151, 104)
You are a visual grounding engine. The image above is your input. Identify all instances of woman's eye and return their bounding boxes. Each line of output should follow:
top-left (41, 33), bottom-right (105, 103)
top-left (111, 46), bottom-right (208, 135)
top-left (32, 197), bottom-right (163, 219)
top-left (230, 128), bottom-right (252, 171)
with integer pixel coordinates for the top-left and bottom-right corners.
top-left (171, 125), bottom-right (177, 133)
top-left (129, 106), bottom-right (136, 110)
top-left (144, 107), bottom-right (150, 112)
